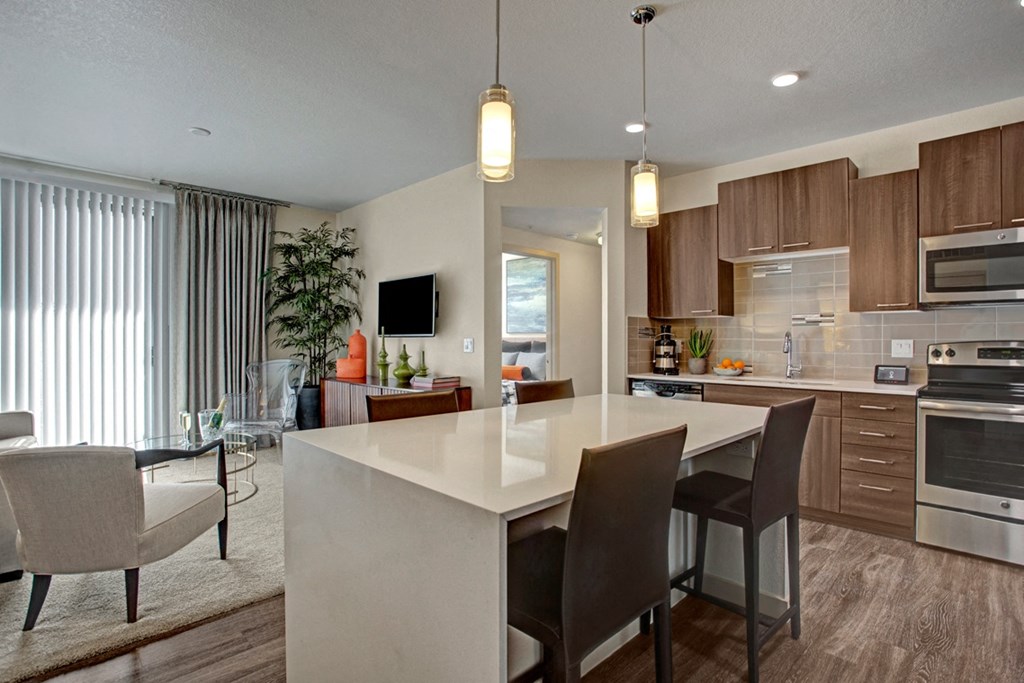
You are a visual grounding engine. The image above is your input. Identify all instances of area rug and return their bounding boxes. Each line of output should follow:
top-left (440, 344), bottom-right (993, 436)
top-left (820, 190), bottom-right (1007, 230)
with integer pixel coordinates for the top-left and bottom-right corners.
top-left (0, 445), bottom-right (284, 682)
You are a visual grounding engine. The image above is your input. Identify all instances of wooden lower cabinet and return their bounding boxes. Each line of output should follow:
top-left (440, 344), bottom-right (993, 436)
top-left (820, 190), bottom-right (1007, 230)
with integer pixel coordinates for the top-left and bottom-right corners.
top-left (704, 384), bottom-right (917, 540)
top-left (702, 384), bottom-right (840, 513)
top-left (799, 415), bottom-right (841, 513)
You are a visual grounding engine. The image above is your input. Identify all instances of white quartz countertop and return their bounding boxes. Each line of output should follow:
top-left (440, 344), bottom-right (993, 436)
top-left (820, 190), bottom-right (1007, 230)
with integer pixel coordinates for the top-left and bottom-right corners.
top-left (284, 394), bottom-right (767, 519)
top-left (628, 372), bottom-right (922, 396)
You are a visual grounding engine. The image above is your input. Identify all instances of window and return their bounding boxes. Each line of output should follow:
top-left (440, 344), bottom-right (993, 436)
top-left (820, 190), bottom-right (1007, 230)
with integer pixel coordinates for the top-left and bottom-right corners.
top-left (0, 178), bottom-right (175, 445)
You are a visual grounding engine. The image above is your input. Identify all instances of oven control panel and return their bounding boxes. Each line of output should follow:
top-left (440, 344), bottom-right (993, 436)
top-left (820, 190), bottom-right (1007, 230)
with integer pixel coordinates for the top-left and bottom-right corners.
top-left (928, 341), bottom-right (1024, 366)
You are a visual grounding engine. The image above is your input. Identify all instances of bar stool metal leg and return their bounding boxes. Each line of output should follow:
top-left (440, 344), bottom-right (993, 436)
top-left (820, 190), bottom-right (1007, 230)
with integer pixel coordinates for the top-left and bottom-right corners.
top-left (653, 599), bottom-right (673, 683)
top-left (787, 512), bottom-right (801, 639)
top-left (743, 526), bottom-right (761, 683)
top-left (694, 515), bottom-right (709, 593)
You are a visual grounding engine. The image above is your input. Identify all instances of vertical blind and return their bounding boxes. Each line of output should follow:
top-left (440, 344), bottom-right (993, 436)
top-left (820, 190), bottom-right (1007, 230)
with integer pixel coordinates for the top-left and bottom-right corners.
top-left (0, 178), bottom-right (175, 446)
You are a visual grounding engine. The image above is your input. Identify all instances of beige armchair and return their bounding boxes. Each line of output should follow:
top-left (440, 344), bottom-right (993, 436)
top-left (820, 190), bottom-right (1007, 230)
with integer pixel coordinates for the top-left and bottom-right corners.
top-left (0, 445), bottom-right (227, 630)
top-left (0, 411), bottom-right (36, 581)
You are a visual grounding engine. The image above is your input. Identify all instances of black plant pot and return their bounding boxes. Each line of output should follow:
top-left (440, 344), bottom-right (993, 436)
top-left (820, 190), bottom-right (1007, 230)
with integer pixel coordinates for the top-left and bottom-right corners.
top-left (296, 386), bottom-right (322, 430)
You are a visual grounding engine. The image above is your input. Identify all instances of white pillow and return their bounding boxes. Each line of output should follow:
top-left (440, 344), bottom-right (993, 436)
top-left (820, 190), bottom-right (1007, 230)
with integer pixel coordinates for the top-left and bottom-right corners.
top-left (517, 352), bottom-right (546, 381)
top-left (502, 351), bottom-right (519, 365)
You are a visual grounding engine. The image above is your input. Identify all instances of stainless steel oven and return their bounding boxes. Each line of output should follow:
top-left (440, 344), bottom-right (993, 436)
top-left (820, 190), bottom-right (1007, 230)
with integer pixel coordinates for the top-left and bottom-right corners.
top-left (916, 341), bottom-right (1024, 565)
top-left (919, 227), bottom-right (1024, 306)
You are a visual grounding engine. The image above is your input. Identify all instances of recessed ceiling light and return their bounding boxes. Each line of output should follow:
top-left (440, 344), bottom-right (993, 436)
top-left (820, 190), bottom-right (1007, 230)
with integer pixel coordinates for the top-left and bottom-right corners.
top-left (771, 72), bottom-right (800, 88)
top-left (625, 122), bottom-right (646, 133)
top-left (189, 127), bottom-right (212, 136)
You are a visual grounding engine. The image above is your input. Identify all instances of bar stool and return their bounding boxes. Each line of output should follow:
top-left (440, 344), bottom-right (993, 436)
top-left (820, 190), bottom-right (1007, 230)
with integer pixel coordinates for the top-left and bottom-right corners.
top-left (507, 424), bottom-right (687, 683)
top-left (514, 378), bottom-right (574, 405)
top-left (365, 389), bottom-right (459, 422)
top-left (668, 396), bottom-right (814, 683)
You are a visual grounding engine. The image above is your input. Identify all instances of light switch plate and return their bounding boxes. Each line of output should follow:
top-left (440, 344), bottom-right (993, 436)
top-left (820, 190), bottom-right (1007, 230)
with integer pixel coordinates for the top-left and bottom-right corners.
top-left (463, 337), bottom-right (474, 353)
top-left (891, 339), bottom-right (914, 358)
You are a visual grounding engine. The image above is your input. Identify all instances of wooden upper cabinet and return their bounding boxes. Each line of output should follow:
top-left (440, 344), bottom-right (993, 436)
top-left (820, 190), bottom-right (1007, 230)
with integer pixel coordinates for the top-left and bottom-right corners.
top-left (647, 206), bottom-right (733, 319)
top-left (1002, 121), bottom-right (1024, 228)
top-left (778, 158), bottom-right (858, 252)
top-left (919, 127), bottom-right (1002, 236)
top-left (717, 173), bottom-right (779, 259)
top-left (848, 171), bottom-right (919, 312)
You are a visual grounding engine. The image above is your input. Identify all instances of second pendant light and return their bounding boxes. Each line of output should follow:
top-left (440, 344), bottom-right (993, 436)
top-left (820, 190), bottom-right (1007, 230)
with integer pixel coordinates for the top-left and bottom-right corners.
top-left (630, 5), bottom-right (660, 228)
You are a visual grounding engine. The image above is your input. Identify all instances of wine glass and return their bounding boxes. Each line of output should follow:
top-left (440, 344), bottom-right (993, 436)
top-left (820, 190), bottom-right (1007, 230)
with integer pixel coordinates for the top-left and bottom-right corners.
top-left (178, 411), bottom-right (192, 445)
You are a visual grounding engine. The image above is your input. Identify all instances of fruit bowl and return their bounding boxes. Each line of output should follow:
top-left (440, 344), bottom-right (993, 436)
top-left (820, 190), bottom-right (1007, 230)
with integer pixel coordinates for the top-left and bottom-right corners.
top-left (712, 367), bottom-right (743, 377)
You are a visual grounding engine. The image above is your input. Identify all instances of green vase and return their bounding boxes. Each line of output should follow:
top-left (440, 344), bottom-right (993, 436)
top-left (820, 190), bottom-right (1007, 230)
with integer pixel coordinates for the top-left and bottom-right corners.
top-left (393, 344), bottom-right (415, 384)
top-left (415, 350), bottom-right (429, 377)
top-left (376, 329), bottom-right (391, 380)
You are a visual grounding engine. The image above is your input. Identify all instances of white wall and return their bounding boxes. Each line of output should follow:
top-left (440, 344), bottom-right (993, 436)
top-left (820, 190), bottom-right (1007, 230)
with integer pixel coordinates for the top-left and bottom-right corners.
top-left (337, 165), bottom-right (487, 395)
top-left (625, 95), bottom-right (1024, 316)
top-left (484, 160), bottom-right (630, 403)
top-left (502, 227), bottom-right (603, 398)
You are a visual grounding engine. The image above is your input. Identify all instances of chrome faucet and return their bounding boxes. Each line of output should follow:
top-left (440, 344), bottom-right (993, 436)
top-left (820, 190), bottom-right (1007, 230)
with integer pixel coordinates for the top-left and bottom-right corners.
top-left (783, 331), bottom-right (802, 379)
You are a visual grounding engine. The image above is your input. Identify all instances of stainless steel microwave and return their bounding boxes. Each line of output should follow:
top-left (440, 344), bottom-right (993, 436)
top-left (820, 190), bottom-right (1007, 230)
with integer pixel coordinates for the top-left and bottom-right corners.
top-left (919, 227), bottom-right (1024, 306)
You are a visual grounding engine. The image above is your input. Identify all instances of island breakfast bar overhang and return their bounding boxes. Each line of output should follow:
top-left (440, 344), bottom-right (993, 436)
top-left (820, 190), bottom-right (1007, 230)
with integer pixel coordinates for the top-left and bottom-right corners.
top-left (283, 394), bottom-right (771, 682)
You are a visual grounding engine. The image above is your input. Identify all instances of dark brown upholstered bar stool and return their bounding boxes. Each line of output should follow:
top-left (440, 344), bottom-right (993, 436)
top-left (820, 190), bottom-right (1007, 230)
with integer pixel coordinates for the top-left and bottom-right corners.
top-left (668, 396), bottom-right (815, 683)
top-left (514, 378), bottom-right (574, 405)
top-left (365, 389), bottom-right (459, 423)
top-left (507, 424), bottom-right (687, 683)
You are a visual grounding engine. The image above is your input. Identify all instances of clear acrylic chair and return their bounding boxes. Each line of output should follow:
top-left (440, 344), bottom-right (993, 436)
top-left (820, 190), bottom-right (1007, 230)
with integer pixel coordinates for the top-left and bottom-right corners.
top-left (223, 359), bottom-right (307, 445)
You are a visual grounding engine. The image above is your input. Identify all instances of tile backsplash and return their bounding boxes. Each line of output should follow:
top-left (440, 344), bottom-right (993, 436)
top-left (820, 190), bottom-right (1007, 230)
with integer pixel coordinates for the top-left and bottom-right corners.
top-left (629, 253), bottom-right (1024, 383)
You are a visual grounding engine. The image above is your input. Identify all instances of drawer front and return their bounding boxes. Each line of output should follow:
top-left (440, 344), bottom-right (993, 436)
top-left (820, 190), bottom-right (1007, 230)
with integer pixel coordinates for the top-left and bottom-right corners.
top-left (840, 470), bottom-right (915, 528)
top-left (842, 392), bottom-right (916, 424)
top-left (841, 417), bottom-right (916, 452)
top-left (703, 384), bottom-right (840, 417)
top-left (841, 443), bottom-right (915, 480)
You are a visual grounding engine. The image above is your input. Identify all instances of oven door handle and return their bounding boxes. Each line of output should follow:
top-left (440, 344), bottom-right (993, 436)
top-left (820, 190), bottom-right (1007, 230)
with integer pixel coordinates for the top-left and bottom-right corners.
top-left (918, 400), bottom-right (1024, 416)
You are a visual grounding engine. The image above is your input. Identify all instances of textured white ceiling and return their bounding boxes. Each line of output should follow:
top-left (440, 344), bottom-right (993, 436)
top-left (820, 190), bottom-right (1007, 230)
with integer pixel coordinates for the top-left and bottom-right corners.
top-left (1, 1), bottom-right (1023, 210)
top-left (503, 206), bottom-right (605, 247)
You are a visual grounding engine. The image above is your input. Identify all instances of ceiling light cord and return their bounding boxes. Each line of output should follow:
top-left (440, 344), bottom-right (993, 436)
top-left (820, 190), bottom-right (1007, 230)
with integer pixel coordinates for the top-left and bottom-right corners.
top-left (641, 16), bottom-right (648, 163)
top-left (495, 0), bottom-right (501, 85)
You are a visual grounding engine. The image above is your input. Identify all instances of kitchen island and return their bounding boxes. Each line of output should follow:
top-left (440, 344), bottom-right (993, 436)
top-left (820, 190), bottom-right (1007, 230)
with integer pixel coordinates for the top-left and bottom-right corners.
top-left (283, 394), bottom-right (769, 682)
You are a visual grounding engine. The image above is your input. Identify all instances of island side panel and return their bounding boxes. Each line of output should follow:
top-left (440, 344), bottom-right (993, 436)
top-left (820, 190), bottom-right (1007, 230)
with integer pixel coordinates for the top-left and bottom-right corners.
top-left (284, 437), bottom-right (507, 683)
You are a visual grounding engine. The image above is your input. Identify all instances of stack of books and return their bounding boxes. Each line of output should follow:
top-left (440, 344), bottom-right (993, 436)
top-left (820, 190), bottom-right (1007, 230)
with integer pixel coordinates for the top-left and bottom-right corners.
top-left (410, 374), bottom-right (460, 389)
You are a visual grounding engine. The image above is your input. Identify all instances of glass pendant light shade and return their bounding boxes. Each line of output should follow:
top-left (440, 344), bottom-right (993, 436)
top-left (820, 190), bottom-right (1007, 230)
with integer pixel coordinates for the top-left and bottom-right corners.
top-left (631, 161), bottom-right (660, 228)
top-left (477, 85), bottom-right (515, 182)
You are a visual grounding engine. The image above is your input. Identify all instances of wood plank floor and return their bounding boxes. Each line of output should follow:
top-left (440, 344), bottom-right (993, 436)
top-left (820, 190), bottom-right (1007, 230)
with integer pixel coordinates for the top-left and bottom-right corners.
top-left (37, 521), bottom-right (1024, 682)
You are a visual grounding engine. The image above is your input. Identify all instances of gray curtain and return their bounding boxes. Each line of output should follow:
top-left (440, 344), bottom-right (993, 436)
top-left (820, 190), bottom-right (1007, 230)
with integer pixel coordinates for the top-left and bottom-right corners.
top-left (176, 189), bottom-right (275, 413)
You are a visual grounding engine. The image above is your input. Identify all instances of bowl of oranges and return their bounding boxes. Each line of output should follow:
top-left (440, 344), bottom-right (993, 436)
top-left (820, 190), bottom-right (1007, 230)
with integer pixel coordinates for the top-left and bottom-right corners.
top-left (713, 358), bottom-right (745, 377)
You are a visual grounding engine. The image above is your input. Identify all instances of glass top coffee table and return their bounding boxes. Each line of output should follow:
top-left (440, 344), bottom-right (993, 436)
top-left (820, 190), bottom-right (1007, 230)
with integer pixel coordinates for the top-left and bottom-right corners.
top-left (132, 431), bottom-right (258, 506)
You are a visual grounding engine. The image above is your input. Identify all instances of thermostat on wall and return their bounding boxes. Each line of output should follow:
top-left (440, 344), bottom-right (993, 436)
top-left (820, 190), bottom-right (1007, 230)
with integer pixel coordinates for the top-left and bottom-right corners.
top-left (874, 364), bottom-right (909, 385)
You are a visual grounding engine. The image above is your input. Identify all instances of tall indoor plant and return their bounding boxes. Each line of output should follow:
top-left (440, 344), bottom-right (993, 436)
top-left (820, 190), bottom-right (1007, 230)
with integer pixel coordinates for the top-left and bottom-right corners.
top-left (263, 221), bottom-right (365, 429)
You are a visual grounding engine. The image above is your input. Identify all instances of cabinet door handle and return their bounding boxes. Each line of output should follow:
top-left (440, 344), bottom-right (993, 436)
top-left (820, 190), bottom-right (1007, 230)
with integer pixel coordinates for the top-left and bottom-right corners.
top-left (876, 303), bottom-right (911, 308)
top-left (781, 241), bottom-right (811, 249)
top-left (747, 245), bottom-right (774, 252)
top-left (858, 483), bottom-right (894, 493)
top-left (691, 309), bottom-right (714, 314)
top-left (952, 221), bottom-right (994, 231)
top-left (858, 404), bottom-right (896, 411)
top-left (1012, 218), bottom-right (1024, 224)
top-left (858, 430), bottom-right (892, 438)
top-left (858, 457), bottom-right (895, 465)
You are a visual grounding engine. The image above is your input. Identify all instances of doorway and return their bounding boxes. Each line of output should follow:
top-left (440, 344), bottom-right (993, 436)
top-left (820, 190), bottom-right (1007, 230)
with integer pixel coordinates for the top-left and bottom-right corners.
top-left (501, 251), bottom-right (556, 403)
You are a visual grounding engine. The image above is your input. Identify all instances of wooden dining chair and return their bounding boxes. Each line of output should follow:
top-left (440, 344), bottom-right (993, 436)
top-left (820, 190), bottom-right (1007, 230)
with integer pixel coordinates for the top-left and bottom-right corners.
top-left (514, 378), bottom-right (574, 405)
top-left (365, 389), bottom-right (460, 423)
top-left (507, 424), bottom-right (687, 683)
top-left (668, 396), bottom-right (815, 683)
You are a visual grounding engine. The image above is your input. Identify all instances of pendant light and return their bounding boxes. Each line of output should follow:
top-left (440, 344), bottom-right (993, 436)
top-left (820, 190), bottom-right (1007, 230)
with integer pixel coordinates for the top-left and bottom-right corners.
top-left (630, 5), bottom-right (659, 228)
top-left (477, 0), bottom-right (515, 182)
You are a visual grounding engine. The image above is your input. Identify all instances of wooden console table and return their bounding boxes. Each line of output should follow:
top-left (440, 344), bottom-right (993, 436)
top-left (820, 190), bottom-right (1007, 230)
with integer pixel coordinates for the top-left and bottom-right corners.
top-left (320, 377), bottom-right (473, 427)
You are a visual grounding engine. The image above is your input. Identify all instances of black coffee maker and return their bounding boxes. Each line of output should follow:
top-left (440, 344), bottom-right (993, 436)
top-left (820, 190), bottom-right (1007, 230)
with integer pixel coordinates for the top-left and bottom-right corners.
top-left (653, 325), bottom-right (679, 375)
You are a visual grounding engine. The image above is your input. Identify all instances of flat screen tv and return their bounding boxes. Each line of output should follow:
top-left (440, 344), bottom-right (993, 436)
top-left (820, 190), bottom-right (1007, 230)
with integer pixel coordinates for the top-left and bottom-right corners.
top-left (378, 273), bottom-right (437, 337)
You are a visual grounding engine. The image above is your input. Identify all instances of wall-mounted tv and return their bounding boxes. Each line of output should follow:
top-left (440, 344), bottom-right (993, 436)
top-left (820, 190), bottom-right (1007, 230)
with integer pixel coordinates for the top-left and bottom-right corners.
top-left (378, 273), bottom-right (437, 337)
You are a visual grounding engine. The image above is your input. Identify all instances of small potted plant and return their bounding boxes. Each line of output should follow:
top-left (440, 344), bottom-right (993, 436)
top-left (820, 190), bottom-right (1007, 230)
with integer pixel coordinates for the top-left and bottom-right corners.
top-left (686, 328), bottom-right (714, 375)
top-left (263, 222), bottom-right (365, 429)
